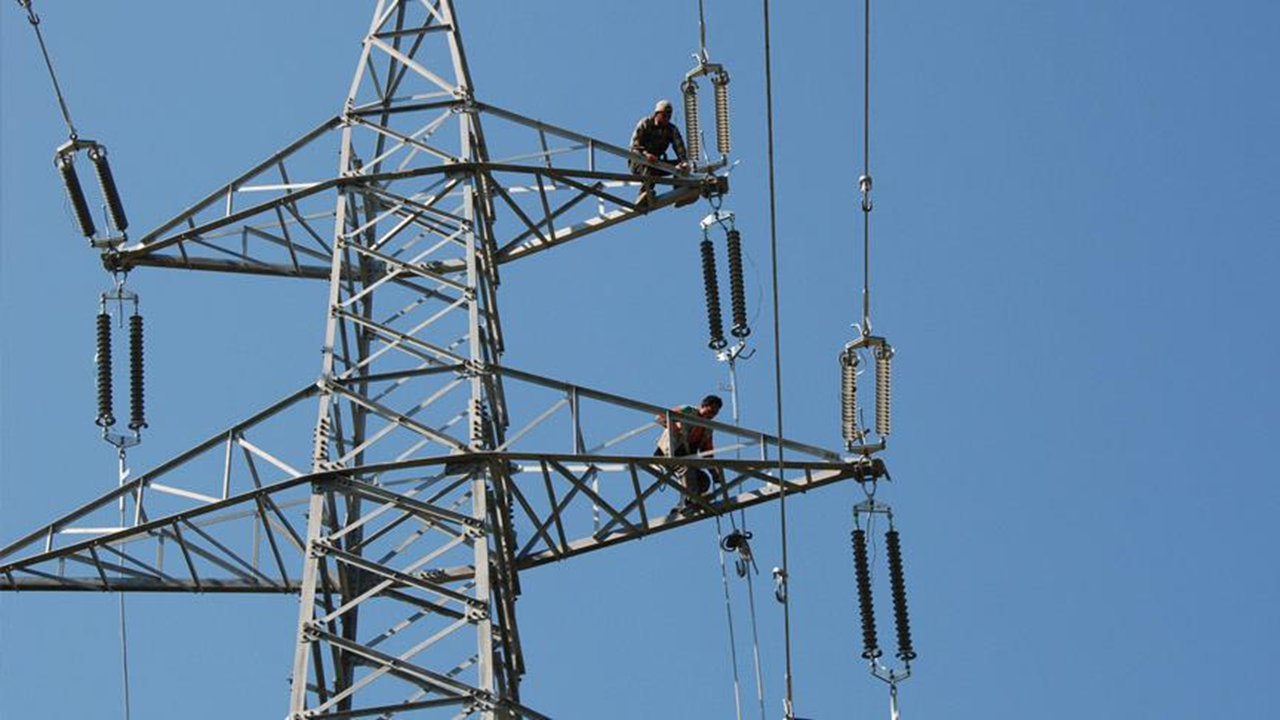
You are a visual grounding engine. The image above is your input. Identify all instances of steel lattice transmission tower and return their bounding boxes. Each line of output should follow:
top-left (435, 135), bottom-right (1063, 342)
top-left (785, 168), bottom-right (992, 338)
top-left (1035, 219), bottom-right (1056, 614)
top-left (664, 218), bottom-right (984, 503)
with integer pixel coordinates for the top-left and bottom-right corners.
top-left (1, 2), bottom-right (885, 717)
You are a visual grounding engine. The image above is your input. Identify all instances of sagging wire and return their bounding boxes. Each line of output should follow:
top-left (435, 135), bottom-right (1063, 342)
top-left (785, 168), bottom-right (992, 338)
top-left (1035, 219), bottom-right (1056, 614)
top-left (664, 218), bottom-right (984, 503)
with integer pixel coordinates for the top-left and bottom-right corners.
top-left (852, 490), bottom-right (917, 719)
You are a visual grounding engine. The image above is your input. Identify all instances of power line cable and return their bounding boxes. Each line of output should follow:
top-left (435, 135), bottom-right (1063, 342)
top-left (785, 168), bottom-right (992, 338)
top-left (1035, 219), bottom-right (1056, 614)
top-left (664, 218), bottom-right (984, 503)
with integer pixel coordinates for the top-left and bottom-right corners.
top-left (15, 0), bottom-right (79, 140)
top-left (759, 1), bottom-right (796, 718)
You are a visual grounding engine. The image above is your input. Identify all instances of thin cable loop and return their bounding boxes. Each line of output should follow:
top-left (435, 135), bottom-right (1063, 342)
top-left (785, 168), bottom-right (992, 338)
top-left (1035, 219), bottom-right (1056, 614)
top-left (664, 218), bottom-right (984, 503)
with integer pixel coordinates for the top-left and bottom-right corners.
top-left (714, 516), bottom-right (746, 720)
top-left (760, 1), bottom-right (795, 717)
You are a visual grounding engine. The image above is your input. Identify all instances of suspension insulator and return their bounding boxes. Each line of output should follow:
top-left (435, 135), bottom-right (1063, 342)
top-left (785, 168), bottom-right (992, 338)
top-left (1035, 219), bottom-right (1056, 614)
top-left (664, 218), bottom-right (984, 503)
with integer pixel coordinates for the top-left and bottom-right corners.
top-left (851, 528), bottom-right (881, 659)
top-left (885, 529), bottom-right (916, 661)
top-left (840, 348), bottom-right (861, 445)
top-left (128, 314), bottom-right (147, 430)
top-left (712, 71), bottom-right (731, 155)
top-left (726, 228), bottom-right (749, 338)
top-left (701, 237), bottom-right (727, 350)
top-left (57, 153), bottom-right (97, 238)
top-left (95, 313), bottom-right (115, 428)
top-left (682, 80), bottom-right (701, 164)
top-left (88, 146), bottom-right (128, 233)
top-left (875, 345), bottom-right (893, 437)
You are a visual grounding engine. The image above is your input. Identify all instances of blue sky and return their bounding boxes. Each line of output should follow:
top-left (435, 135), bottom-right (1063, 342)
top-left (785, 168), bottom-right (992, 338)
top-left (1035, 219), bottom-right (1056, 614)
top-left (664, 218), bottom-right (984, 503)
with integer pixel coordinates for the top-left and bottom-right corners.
top-left (2, 1), bottom-right (1278, 718)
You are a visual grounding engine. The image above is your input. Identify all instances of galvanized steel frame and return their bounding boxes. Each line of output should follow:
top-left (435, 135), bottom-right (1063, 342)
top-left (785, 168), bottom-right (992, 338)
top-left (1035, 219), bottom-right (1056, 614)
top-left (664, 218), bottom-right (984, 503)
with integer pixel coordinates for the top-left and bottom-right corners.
top-left (1, 1), bottom-right (880, 718)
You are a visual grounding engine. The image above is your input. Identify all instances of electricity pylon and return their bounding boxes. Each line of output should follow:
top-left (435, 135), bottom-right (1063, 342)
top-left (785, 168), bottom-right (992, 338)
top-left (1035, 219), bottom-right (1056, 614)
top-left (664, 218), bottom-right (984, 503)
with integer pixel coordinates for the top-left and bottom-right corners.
top-left (0, 2), bottom-right (885, 717)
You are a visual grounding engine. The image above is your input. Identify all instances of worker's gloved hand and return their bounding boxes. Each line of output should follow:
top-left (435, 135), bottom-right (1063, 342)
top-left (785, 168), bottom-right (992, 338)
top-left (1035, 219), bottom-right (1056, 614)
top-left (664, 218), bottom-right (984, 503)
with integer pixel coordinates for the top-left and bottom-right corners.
top-left (677, 161), bottom-right (690, 171)
top-left (646, 153), bottom-right (658, 163)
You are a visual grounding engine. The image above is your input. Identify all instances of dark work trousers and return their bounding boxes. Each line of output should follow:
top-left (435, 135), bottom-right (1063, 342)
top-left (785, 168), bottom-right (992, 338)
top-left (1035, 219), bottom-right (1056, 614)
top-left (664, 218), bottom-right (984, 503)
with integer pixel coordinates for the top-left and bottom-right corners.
top-left (656, 445), bottom-right (711, 509)
top-left (630, 160), bottom-right (671, 205)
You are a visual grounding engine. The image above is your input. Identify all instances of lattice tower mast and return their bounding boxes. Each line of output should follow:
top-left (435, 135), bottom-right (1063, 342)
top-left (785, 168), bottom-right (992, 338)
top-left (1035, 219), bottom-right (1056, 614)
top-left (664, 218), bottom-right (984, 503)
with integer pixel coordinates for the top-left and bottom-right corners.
top-left (1, 2), bottom-right (886, 718)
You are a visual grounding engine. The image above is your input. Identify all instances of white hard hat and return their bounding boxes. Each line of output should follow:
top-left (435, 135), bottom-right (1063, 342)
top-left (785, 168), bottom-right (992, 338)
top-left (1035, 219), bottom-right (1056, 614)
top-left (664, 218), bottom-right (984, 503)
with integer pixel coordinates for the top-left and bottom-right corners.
top-left (654, 99), bottom-right (674, 113)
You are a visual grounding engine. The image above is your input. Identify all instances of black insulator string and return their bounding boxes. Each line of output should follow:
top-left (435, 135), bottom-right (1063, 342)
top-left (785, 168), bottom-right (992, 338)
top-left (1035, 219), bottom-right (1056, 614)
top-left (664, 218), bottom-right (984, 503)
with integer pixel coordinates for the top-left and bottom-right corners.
top-left (95, 312), bottom-right (114, 427)
top-left (128, 313), bottom-right (146, 430)
top-left (701, 236), bottom-right (728, 350)
top-left (885, 528), bottom-right (916, 661)
top-left (89, 146), bottom-right (128, 233)
top-left (58, 154), bottom-right (96, 238)
top-left (852, 527), bottom-right (881, 660)
top-left (726, 228), bottom-right (749, 338)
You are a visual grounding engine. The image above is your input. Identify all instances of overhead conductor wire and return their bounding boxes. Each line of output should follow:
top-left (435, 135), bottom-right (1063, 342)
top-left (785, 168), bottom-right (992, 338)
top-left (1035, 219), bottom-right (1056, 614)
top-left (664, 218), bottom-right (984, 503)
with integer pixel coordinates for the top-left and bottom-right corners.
top-left (17, 0), bottom-right (78, 140)
top-left (760, 1), bottom-right (796, 717)
top-left (860, 0), bottom-right (874, 332)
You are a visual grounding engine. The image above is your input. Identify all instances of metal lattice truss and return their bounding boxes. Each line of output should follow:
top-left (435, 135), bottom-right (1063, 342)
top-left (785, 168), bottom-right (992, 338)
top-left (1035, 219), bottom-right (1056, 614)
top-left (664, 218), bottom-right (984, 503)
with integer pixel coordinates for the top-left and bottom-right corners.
top-left (0, 370), bottom-right (884, 718)
top-left (3, 1), bottom-right (882, 718)
top-left (0, 369), bottom-right (883, 592)
top-left (107, 46), bottom-right (721, 279)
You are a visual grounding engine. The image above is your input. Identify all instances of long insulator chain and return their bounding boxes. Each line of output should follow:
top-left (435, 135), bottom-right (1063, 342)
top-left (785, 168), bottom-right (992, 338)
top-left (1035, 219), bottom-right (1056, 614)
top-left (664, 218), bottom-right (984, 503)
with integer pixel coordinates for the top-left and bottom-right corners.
top-left (95, 312), bottom-right (115, 428)
top-left (88, 145), bottom-right (128, 233)
top-left (840, 348), bottom-right (861, 446)
top-left (701, 237), bottom-right (727, 350)
top-left (58, 153), bottom-right (96, 238)
top-left (875, 344), bottom-right (893, 437)
top-left (851, 528), bottom-right (881, 659)
top-left (885, 528), bottom-right (916, 662)
top-left (712, 70), bottom-right (731, 155)
top-left (128, 313), bottom-right (146, 430)
top-left (726, 228), bottom-right (749, 338)
top-left (682, 80), bottom-right (701, 164)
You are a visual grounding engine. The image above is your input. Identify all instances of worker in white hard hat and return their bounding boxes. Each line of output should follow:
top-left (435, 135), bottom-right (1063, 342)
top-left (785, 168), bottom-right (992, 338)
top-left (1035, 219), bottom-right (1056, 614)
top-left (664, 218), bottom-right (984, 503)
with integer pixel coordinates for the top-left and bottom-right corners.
top-left (629, 99), bottom-right (689, 208)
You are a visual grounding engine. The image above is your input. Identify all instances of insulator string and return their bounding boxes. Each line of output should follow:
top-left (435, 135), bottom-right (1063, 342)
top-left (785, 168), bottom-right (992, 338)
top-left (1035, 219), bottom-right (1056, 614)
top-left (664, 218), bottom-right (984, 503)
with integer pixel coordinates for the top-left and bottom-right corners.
top-left (683, 81), bottom-right (702, 164)
top-left (95, 311), bottom-right (115, 428)
top-left (874, 345), bottom-right (892, 438)
top-left (89, 145), bottom-right (128, 233)
top-left (726, 228), bottom-right (749, 338)
top-left (128, 313), bottom-right (146, 430)
top-left (852, 527), bottom-right (881, 660)
top-left (701, 236), bottom-right (728, 350)
top-left (885, 528), bottom-right (916, 661)
top-left (840, 349), bottom-right (860, 446)
top-left (58, 153), bottom-right (96, 238)
top-left (713, 71), bottom-right (732, 156)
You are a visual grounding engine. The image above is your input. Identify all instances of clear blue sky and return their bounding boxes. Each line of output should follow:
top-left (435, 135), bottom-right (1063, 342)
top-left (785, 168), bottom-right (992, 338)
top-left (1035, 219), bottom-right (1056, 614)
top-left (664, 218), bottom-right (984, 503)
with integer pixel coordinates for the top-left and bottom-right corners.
top-left (3, 1), bottom-right (1278, 718)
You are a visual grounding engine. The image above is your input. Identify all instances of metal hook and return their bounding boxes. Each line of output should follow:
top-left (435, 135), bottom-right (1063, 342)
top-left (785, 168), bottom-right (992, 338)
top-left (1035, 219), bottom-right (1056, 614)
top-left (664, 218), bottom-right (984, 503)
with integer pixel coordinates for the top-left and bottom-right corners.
top-left (772, 566), bottom-right (787, 603)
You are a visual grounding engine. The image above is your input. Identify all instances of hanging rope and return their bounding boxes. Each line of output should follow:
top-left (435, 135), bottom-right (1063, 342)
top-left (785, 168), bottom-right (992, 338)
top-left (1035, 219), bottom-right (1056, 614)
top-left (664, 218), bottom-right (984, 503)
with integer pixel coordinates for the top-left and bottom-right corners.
top-left (717, 521), bottom-right (768, 720)
top-left (714, 516), bottom-right (746, 720)
top-left (16, 0), bottom-right (78, 140)
top-left (759, 1), bottom-right (797, 717)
